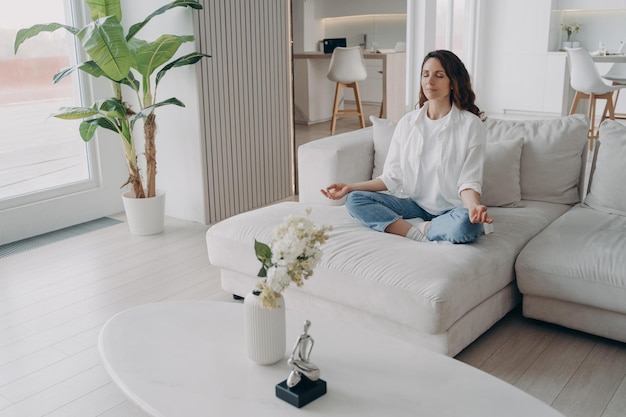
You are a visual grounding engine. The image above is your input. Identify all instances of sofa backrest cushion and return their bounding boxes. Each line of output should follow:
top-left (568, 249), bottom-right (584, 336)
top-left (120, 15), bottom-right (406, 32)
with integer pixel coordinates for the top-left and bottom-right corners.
top-left (481, 138), bottom-right (524, 207)
top-left (370, 116), bottom-right (395, 178)
top-left (485, 114), bottom-right (588, 205)
top-left (584, 121), bottom-right (626, 216)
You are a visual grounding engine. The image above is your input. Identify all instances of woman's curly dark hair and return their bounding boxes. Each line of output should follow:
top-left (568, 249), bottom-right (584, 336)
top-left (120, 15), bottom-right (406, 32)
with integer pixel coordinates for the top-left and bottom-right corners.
top-left (418, 50), bottom-right (484, 120)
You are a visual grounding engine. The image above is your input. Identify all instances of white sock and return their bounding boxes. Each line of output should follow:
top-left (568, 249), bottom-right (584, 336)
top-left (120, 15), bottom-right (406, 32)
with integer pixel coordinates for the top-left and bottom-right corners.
top-left (406, 226), bottom-right (427, 242)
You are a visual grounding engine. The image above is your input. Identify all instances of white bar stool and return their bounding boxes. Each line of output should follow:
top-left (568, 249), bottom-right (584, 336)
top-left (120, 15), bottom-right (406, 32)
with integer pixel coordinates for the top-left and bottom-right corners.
top-left (566, 48), bottom-right (626, 150)
top-left (326, 46), bottom-right (367, 135)
top-left (601, 42), bottom-right (626, 119)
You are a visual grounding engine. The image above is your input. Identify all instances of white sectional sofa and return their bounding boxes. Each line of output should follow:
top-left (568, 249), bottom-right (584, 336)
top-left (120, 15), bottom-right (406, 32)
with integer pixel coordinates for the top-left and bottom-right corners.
top-left (516, 120), bottom-right (626, 344)
top-left (206, 114), bottom-right (622, 357)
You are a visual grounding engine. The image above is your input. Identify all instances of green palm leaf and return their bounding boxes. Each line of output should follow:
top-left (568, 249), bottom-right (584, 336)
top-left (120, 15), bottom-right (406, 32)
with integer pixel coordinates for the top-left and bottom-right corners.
top-left (95, 98), bottom-right (127, 119)
top-left (79, 120), bottom-right (100, 142)
top-left (132, 35), bottom-right (194, 77)
top-left (121, 71), bottom-right (140, 92)
top-left (156, 52), bottom-right (211, 87)
top-left (132, 97), bottom-right (185, 120)
top-left (79, 117), bottom-right (120, 142)
top-left (14, 23), bottom-right (78, 53)
top-left (78, 61), bottom-right (107, 78)
top-left (52, 67), bottom-right (77, 85)
top-left (85, 0), bottom-right (122, 21)
top-left (127, 0), bottom-right (203, 41)
top-left (52, 107), bottom-right (101, 120)
top-left (78, 16), bottom-right (130, 81)
top-left (53, 61), bottom-right (103, 84)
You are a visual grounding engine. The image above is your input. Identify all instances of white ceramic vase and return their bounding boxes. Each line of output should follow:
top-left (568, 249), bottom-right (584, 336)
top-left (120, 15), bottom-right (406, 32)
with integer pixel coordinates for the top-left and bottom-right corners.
top-left (121, 190), bottom-right (166, 236)
top-left (244, 290), bottom-right (286, 365)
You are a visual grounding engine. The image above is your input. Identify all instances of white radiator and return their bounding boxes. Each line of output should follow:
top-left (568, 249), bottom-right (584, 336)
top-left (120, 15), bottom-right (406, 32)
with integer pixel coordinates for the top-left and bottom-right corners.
top-left (195, 0), bottom-right (294, 223)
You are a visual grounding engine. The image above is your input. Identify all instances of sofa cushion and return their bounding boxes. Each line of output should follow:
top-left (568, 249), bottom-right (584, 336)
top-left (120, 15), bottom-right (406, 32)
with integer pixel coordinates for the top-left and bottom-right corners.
top-left (207, 200), bottom-right (572, 336)
top-left (516, 205), bottom-right (626, 316)
top-left (370, 116), bottom-right (395, 178)
top-left (584, 121), bottom-right (626, 216)
top-left (485, 115), bottom-right (588, 204)
top-left (481, 138), bottom-right (523, 207)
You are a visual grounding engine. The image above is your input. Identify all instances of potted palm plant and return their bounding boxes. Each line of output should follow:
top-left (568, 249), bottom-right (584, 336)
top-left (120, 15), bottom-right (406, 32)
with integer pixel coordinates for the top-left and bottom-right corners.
top-left (14, 0), bottom-right (209, 235)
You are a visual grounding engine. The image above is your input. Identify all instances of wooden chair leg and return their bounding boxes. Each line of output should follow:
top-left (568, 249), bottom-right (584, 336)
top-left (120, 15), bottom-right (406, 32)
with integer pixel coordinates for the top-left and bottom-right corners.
top-left (588, 94), bottom-right (597, 148)
top-left (352, 82), bottom-right (366, 129)
top-left (330, 82), bottom-right (343, 135)
top-left (569, 91), bottom-right (584, 115)
top-left (378, 69), bottom-right (384, 118)
top-left (597, 92), bottom-right (616, 149)
top-left (611, 83), bottom-right (626, 119)
top-left (604, 92), bottom-right (616, 121)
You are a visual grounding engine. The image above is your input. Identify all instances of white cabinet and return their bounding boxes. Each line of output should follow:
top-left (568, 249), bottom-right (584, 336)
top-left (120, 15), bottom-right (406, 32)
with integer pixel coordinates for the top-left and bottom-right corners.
top-left (293, 58), bottom-right (336, 124)
top-left (500, 54), bottom-right (550, 113)
top-left (494, 52), bottom-right (568, 115)
top-left (542, 53), bottom-right (570, 115)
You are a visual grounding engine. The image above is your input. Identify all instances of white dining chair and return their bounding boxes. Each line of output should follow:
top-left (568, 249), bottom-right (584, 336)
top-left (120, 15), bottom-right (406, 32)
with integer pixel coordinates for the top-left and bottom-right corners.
top-left (326, 46), bottom-right (367, 135)
top-left (601, 41), bottom-right (626, 119)
top-left (566, 47), bottom-right (626, 149)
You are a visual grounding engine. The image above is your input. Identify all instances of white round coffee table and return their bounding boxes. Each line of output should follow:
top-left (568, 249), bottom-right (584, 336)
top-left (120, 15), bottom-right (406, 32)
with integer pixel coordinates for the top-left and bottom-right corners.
top-left (98, 300), bottom-right (565, 417)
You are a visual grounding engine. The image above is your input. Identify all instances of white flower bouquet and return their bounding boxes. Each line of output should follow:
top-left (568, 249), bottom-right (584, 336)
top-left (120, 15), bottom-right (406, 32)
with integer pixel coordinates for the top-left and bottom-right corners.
top-left (560, 23), bottom-right (582, 41)
top-left (254, 208), bottom-right (332, 309)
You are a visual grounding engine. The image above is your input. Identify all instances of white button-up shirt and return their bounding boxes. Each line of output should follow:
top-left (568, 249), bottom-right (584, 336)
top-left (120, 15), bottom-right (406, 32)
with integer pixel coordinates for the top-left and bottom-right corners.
top-left (379, 103), bottom-right (486, 209)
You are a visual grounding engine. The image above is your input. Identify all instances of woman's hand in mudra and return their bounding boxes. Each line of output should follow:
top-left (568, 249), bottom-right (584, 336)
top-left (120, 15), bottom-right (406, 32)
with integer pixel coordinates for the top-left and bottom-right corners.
top-left (469, 205), bottom-right (493, 224)
top-left (321, 183), bottom-right (351, 200)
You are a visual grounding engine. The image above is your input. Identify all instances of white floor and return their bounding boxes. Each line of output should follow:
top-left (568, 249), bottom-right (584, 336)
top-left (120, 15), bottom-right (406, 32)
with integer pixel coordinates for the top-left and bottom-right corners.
top-left (0, 215), bottom-right (624, 417)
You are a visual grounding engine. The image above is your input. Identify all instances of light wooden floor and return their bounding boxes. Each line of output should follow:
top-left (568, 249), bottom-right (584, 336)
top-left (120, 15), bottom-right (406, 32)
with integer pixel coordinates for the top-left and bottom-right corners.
top-left (0, 215), bottom-right (624, 417)
top-left (295, 102), bottom-right (382, 148)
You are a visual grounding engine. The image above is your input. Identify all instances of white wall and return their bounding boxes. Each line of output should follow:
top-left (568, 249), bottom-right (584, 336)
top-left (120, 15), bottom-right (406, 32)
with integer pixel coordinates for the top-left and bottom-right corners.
top-left (313, 0), bottom-right (406, 18)
top-left (291, 0), bottom-right (407, 52)
top-left (324, 14), bottom-right (407, 51)
top-left (474, 0), bottom-right (553, 115)
top-left (121, 1), bottom-right (207, 223)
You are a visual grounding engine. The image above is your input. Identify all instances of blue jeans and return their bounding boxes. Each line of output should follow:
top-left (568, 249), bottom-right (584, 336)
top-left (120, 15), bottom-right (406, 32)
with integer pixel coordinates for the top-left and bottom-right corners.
top-left (345, 191), bottom-right (483, 244)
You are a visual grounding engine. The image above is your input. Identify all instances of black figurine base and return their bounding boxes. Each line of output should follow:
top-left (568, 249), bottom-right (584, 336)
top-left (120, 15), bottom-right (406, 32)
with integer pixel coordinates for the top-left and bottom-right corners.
top-left (275, 376), bottom-right (327, 408)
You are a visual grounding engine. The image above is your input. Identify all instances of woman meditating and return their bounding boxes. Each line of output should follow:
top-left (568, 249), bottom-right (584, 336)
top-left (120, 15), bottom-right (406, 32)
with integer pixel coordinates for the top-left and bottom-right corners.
top-left (321, 50), bottom-right (492, 244)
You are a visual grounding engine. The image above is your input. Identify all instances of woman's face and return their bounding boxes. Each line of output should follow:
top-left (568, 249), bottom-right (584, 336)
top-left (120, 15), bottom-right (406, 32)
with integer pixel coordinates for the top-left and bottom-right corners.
top-left (421, 58), bottom-right (451, 103)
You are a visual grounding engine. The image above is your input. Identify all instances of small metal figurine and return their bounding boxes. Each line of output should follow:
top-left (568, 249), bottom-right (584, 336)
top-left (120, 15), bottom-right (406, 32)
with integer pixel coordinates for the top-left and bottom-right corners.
top-left (286, 320), bottom-right (321, 387)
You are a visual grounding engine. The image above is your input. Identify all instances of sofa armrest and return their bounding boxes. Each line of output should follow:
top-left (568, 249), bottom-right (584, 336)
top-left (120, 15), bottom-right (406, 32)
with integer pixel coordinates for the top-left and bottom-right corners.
top-left (297, 127), bottom-right (374, 206)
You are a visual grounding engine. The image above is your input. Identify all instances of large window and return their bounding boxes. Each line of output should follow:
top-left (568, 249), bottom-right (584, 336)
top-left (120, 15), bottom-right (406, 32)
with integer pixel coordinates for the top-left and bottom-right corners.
top-left (0, 0), bottom-right (125, 246)
top-left (406, 0), bottom-right (475, 110)
top-left (435, 0), bottom-right (467, 57)
top-left (0, 0), bottom-right (90, 203)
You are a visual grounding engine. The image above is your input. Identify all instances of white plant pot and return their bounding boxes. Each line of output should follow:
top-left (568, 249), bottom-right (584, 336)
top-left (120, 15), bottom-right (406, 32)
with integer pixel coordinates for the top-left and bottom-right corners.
top-left (121, 190), bottom-right (166, 236)
top-left (563, 41), bottom-right (573, 49)
top-left (244, 290), bottom-right (286, 365)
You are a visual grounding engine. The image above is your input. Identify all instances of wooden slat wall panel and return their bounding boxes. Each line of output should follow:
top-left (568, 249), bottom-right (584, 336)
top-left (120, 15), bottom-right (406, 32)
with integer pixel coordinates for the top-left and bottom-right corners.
top-left (195, 0), bottom-right (293, 223)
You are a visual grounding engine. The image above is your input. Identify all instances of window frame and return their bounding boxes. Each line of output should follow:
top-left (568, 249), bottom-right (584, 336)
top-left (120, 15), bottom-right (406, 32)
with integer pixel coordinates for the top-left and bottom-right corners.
top-left (0, 0), bottom-right (127, 245)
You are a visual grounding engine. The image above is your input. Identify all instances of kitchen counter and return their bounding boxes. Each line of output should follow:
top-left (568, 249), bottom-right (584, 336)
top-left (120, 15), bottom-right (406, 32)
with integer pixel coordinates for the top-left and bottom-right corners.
top-left (293, 51), bottom-right (406, 124)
